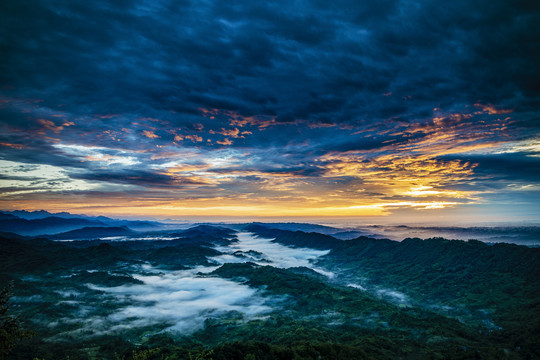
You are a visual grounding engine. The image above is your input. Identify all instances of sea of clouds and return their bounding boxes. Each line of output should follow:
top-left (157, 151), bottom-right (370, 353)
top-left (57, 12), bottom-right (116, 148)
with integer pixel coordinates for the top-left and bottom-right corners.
top-left (64, 232), bottom-right (335, 337)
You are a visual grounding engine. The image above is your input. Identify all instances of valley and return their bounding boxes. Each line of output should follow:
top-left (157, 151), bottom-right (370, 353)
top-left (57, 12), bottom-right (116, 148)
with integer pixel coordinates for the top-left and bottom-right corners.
top-left (1, 217), bottom-right (539, 359)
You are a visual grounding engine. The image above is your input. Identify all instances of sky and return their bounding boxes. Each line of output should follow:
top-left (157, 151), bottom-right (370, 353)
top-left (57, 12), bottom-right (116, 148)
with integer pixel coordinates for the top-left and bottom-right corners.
top-left (0, 0), bottom-right (539, 223)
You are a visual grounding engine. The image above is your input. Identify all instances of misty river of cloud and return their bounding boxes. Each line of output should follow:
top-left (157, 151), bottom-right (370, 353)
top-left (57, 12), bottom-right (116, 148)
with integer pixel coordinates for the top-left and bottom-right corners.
top-left (72, 232), bottom-right (333, 336)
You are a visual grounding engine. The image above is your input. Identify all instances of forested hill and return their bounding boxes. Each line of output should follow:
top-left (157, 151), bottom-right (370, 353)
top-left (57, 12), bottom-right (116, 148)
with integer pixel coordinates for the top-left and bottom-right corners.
top-left (323, 236), bottom-right (540, 289)
top-left (319, 235), bottom-right (540, 356)
top-left (0, 216), bottom-right (108, 236)
top-left (47, 226), bottom-right (136, 240)
top-left (245, 224), bottom-right (341, 249)
top-left (2, 225), bottom-right (540, 359)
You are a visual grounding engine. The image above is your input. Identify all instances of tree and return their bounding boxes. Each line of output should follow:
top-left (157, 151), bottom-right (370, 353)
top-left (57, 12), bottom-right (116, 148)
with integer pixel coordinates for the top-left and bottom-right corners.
top-left (0, 282), bottom-right (28, 359)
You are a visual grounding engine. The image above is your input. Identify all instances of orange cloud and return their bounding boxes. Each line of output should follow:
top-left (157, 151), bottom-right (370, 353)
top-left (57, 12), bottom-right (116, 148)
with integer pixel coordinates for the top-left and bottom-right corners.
top-left (185, 135), bottom-right (203, 142)
top-left (216, 138), bottom-right (233, 145)
top-left (38, 119), bottom-right (67, 133)
top-left (142, 130), bottom-right (160, 139)
top-left (199, 108), bottom-right (276, 129)
top-left (211, 128), bottom-right (241, 138)
top-left (314, 111), bottom-right (510, 208)
top-left (474, 103), bottom-right (513, 115)
top-left (0, 142), bottom-right (25, 149)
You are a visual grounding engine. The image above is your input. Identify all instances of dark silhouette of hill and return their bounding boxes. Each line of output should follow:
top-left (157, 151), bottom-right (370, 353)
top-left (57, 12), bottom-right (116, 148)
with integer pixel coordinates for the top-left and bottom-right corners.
top-left (168, 224), bottom-right (237, 246)
top-left (0, 217), bottom-right (107, 236)
top-left (0, 213), bottom-right (18, 220)
top-left (245, 222), bottom-right (366, 239)
top-left (0, 235), bottom-right (128, 278)
top-left (46, 226), bottom-right (136, 240)
top-left (177, 224), bottom-right (236, 238)
top-left (245, 224), bottom-right (341, 249)
top-left (0, 210), bottom-right (163, 234)
top-left (3, 210), bottom-right (69, 220)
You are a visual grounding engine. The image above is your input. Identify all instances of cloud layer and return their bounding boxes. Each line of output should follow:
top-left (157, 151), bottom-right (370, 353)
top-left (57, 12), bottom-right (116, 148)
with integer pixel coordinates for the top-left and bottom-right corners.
top-left (1, 0), bottom-right (539, 220)
top-left (83, 266), bottom-right (272, 336)
top-left (211, 232), bottom-right (333, 276)
top-left (65, 231), bottom-right (333, 336)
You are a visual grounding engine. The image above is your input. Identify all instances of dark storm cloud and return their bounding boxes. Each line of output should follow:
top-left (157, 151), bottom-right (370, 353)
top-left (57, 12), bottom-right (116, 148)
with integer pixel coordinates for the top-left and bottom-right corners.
top-left (1, 0), bottom-right (539, 216)
top-left (443, 153), bottom-right (540, 182)
top-left (210, 164), bottom-right (325, 178)
top-left (0, 139), bottom-right (88, 169)
top-left (69, 169), bottom-right (205, 188)
top-left (2, 0), bottom-right (539, 133)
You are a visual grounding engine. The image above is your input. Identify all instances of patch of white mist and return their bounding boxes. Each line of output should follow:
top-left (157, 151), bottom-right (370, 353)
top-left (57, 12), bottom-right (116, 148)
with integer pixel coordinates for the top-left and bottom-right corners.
top-left (82, 265), bottom-right (274, 336)
top-left (211, 232), bottom-right (334, 277)
top-left (51, 232), bottom-right (335, 338)
top-left (347, 283), bottom-right (366, 291)
top-left (375, 288), bottom-right (409, 305)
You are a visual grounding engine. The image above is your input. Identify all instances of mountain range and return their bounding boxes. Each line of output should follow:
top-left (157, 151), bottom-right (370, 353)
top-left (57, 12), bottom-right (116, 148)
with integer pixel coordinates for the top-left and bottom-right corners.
top-left (0, 210), bottom-right (162, 236)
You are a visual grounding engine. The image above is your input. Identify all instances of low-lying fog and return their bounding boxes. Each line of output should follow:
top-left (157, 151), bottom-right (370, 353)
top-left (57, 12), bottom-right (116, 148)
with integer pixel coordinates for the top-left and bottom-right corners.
top-left (362, 225), bottom-right (540, 245)
top-left (68, 232), bottom-right (334, 337)
top-left (87, 267), bottom-right (274, 335)
top-left (211, 232), bottom-right (333, 276)
top-left (314, 222), bottom-right (540, 246)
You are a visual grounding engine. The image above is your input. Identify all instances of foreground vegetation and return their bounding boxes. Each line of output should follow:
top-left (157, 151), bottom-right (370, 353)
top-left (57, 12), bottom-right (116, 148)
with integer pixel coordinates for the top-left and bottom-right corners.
top-left (1, 224), bottom-right (539, 359)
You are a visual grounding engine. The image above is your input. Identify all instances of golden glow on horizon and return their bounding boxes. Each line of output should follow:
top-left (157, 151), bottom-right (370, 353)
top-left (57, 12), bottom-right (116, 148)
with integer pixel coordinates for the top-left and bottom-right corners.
top-left (0, 196), bottom-right (463, 217)
top-left (0, 104), bottom-right (530, 220)
top-left (401, 185), bottom-right (472, 198)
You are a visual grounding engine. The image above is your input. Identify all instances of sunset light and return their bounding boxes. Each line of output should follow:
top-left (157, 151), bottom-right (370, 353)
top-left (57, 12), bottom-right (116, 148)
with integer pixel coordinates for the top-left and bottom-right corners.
top-left (1, 2), bottom-right (540, 359)
top-left (0, 1), bottom-right (538, 224)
